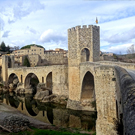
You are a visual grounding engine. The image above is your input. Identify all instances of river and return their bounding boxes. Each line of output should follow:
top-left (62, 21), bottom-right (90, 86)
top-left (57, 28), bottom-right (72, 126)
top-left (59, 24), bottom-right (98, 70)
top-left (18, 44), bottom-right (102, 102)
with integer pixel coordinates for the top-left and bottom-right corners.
top-left (0, 91), bottom-right (96, 131)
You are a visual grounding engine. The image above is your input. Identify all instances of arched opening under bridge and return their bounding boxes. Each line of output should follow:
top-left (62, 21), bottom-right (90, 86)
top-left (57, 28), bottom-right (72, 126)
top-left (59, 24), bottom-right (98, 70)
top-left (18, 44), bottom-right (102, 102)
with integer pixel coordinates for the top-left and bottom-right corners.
top-left (81, 71), bottom-right (95, 100)
top-left (46, 72), bottom-right (52, 94)
top-left (24, 73), bottom-right (39, 94)
top-left (8, 73), bottom-right (19, 90)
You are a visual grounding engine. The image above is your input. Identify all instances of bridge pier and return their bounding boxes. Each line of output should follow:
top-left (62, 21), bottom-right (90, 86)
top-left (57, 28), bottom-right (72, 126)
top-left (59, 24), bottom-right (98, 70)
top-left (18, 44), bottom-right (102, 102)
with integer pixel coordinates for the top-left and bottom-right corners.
top-left (67, 64), bottom-right (118, 135)
top-left (95, 66), bottom-right (117, 135)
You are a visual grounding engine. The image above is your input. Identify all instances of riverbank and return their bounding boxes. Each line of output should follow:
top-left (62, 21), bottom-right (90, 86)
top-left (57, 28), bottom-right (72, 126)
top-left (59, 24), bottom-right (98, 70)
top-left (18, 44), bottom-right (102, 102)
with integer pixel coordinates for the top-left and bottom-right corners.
top-left (0, 103), bottom-right (95, 135)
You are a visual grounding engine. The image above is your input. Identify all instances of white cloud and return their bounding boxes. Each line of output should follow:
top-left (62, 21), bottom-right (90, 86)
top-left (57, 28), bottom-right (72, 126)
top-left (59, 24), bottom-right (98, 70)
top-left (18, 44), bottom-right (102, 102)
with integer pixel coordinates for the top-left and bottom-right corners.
top-left (1, 0), bottom-right (135, 53)
top-left (99, 16), bottom-right (135, 50)
top-left (9, 40), bottom-right (25, 47)
top-left (102, 27), bottom-right (135, 44)
top-left (25, 26), bottom-right (37, 34)
top-left (2, 31), bottom-right (10, 38)
top-left (8, 0), bottom-right (45, 23)
top-left (0, 17), bottom-right (5, 30)
top-left (39, 29), bottom-right (66, 43)
top-left (102, 43), bottom-right (134, 54)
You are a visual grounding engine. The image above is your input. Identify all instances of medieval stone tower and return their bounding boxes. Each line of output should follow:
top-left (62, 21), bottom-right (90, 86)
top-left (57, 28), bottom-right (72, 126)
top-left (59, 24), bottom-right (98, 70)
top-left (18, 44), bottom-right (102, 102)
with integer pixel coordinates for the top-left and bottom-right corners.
top-left (68, 25), bottom-right (100, 106)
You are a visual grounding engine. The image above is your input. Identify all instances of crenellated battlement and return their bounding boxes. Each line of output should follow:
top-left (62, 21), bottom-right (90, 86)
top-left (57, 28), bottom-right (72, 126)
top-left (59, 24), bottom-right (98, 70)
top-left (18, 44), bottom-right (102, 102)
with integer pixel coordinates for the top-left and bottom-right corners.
top-left (68, 25), bottom-right (99, 31)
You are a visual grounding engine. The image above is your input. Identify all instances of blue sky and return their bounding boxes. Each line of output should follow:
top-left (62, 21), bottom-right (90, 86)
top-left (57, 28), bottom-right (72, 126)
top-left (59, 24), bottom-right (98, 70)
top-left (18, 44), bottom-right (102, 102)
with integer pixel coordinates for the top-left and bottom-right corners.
top-left (0, 0), bottom-right (135, 54)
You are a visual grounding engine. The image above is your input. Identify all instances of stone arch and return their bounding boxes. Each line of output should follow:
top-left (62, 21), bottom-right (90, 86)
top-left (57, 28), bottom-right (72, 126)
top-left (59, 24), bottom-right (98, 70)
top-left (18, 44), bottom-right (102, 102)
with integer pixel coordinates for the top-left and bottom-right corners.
top-left (8, 73), bottom-right (19, 84)
top-left (8, 73), bottom-right (19, 90)
top-left (24, 73), bottom-right (39, 93)
top-left (46, 72), bottom-right (52, 91)
top-left (80, 48), bottom-right (90, 62)
top-left (81, 71), bottom-right (95, 100)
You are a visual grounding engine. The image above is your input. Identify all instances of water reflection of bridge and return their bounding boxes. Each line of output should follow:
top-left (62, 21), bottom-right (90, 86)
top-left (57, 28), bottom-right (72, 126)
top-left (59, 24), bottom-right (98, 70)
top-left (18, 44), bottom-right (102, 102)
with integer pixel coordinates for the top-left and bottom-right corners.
top-left (2, 93), bottom-right (96, 131)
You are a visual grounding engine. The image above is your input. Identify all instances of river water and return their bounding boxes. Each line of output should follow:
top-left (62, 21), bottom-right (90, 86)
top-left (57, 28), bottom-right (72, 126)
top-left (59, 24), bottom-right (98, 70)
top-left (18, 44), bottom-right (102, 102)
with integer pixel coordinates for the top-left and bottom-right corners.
top-left (0, 92), bottom-right (96, 131)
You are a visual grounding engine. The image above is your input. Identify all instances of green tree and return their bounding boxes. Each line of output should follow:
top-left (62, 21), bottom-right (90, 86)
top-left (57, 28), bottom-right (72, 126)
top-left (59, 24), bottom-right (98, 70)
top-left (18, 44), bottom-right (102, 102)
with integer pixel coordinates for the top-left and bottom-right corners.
top-left (0, 41), bottom-right (6, 52)
top-left (21, 44), bottom-right (44, 49)
top-left (23, 57), bottom-right (30, 67)
top-left (6, 45), bottom-right (10, 53)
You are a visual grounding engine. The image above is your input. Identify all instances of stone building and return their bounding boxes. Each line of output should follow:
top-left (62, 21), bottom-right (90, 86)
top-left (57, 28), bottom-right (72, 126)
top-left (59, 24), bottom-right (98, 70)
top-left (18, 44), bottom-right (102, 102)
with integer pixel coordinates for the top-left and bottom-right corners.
top-left (12, 45), bottom-right (45, 56)
top-left (11, 45), bottom-right (68, 67)
top-left (28, 54), bottom-right (41, 67)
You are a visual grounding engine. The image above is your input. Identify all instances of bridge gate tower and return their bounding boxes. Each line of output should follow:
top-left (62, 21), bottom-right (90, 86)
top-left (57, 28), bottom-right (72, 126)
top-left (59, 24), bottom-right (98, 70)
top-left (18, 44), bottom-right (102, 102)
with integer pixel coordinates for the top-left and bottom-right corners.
top-left (67, 25), bottom-right (100, 106)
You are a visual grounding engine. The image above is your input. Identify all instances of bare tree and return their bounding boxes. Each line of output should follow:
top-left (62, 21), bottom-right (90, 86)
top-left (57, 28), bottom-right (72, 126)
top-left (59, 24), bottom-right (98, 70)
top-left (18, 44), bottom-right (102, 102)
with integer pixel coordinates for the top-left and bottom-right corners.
top-left (127, 44), bottom-right (135, 54)
top-left (14, 46), bottom-right (20, 50)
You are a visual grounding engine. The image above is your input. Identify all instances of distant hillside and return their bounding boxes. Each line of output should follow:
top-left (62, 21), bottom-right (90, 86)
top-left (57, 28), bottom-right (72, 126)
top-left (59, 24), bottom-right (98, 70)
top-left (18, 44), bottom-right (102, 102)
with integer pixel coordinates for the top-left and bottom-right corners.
top-left (21, 44), bottom-right (44, 49)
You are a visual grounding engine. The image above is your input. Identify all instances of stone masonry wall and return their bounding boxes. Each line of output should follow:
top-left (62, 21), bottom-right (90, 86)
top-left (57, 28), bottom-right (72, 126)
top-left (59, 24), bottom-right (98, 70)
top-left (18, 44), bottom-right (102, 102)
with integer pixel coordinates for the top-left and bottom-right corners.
top-left (68, 25), bottom-right (100, 65)
top-left (78, 25), bottom-right (93, 62)
top-left (68, 27), bottom-right (78, 67)
top-left (94, 65), bottom-right (117, 135)
top-left (100, 61), bottom-right (135, 70)
top-left (115, 66), bottom-right (135, 135)
top-left (93, 26), bottom-right (100, 61)
top-left (41, 53), bottom-right (68, 65)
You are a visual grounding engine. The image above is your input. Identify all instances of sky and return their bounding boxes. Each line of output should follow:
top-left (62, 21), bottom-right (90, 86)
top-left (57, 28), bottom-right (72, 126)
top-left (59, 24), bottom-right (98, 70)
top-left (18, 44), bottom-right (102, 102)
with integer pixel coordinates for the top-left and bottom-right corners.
top-left (0, 0), bottom-right (135, 54)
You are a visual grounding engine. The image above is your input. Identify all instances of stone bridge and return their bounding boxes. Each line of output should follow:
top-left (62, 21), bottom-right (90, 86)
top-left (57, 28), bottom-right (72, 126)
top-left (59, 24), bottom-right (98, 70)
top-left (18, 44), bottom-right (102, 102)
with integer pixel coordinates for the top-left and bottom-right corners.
top-left (2, 23), bottom-right (135, 135)
top-left (2, 55), bottom-right (135, 135)
top-left (7, 65), bottom-right (68, 96)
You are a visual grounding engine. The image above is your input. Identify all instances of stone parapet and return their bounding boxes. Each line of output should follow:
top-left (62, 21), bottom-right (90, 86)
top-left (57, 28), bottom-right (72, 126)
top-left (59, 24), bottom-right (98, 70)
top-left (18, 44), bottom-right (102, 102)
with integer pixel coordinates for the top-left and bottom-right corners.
top-left (115, 66), bottom-right (135, 135)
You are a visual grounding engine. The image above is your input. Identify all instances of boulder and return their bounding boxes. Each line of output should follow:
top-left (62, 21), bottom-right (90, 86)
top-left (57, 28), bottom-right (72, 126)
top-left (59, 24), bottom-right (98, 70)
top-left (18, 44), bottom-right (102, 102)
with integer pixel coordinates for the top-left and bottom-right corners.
top-left (15, 88), bottom-right (25, 94)
top-left (3, 87), bottom-right (8, 93)
top-left (9, 83), bottom-right (14, 89)
top-left (17, 83), bottom-right (24, 88)
top-left (15, 83), bottom-right (25, 94)
top-left (25, 88), bottom-right (33, 94)
top-left (13, 78), bottom-right (19, 85)
top-left (37, 83), bottom-right (46, 91)
top-left (42, 94), bottom-right (57, 103)
top-left (9, 83), bottom-right (14, 92)
top-left (34, 90), bottom-right (49, 100)
top-left (3, 115), bottom-right (30, 132)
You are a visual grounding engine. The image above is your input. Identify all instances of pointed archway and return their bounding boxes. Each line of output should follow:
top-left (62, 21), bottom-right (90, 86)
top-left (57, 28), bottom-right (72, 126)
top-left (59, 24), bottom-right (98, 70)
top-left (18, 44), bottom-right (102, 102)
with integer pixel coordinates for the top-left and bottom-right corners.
top-left (81, 71), bottom-right (95, 100)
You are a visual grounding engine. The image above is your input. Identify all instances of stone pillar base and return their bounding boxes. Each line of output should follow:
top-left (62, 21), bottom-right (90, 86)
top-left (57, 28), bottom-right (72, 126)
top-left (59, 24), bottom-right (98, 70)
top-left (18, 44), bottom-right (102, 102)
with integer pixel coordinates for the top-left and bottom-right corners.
top-left (96, 119), bottom-right (117, 135)
top-left (67, 99), bottom-right (95, 111)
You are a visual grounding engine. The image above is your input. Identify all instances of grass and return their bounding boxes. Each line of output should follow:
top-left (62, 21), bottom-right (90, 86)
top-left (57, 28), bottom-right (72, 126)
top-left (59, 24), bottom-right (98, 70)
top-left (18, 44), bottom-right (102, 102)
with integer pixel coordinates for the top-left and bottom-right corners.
top-left (0, 128), bottom-right (96, 135)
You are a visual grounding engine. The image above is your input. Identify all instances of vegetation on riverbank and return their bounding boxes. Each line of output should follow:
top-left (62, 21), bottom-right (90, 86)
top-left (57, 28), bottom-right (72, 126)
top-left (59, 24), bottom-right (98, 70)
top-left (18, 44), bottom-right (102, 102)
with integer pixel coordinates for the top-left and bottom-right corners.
top-left (0, 128), bottom-right (96, 135)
